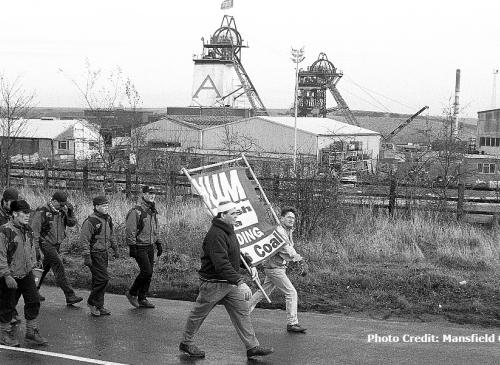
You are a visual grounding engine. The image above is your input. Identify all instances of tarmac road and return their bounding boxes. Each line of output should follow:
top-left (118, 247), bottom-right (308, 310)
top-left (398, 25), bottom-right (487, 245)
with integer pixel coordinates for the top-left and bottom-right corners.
top-left (1, 287), bottom-right (500, 365)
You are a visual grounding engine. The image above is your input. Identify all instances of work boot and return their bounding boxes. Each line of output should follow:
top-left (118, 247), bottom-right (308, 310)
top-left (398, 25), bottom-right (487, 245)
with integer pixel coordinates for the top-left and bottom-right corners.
top-left (179, 342), bottom-right (206, 358)
top-left (25, 320), bottom-right (48, 346)
top-left (125, 290), bottom-right (139, 308)
top-left (66, 294), bottom-right (83, 305)
top-left (138, 299), bottom-right (155, 308)
top-left (87, 304), bottom-right (100, 317)
top-left (287, 323), bottom-right (307, 333)
top-left (98, 307), bottom-right (111, 316)
top-left (10, 313), bottom-right (22, 325)
top-left (0, 322), bottom-right (20, 347)
top-left (247, 345), bottom-right (274, 359)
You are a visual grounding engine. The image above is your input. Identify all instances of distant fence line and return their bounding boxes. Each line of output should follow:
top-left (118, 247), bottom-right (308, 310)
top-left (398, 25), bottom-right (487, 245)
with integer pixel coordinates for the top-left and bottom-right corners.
top-left (4, 163), bottom-right (500, 224)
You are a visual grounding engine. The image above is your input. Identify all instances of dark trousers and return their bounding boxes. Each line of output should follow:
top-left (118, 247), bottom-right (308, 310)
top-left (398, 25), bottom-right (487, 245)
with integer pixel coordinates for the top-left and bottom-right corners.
top-left (87, 252), bottom-right (109, 308)
top-left (39, 241), bottom-right (75, 298)
top-left (0, 272), bottom-right (40, 324)
top-left (130, 245), bottom-right (154, 301)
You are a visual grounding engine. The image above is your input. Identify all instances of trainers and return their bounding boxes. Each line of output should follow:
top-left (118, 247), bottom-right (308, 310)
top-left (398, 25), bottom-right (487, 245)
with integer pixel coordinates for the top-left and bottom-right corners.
top-left (66, 294), bottom-right (83, 305)
top-left (247, 345), bottom-right (274, 359)
top-left (10, 314), bottom-right (22, 325)
top-left (138, 299), bottom-right (155, 308)
top-left (125, 290), bottom-right (139, 308)
top-left (87, 304), bottom-right (100, 317)
top-left (98, 307), bottom-right (111, 316)
top-left (25, 329), bottom-right (48, 346)
top-left (287, 323), bottom-right (307, 333)
top-left (179, 343), bottom-right (205, 358)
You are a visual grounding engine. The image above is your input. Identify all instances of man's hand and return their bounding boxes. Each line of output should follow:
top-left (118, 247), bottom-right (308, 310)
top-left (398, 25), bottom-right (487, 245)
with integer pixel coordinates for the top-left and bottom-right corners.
top-left (66, 202), bottom-right (74, 216)
top-left (83, 254), bottom-right (92, 267)
top-left (129, 245), bottom-right (137, 258)
top-left (113, 249), bottom-right (120, 259)
top-left (238, 282), bottom-right (252, 301)
top-left (5, 275), bottom-right (17, 289)
top-left (155, 242), bottom-right (163, 257)
top-left (250, 267), bottom-right (259, 281)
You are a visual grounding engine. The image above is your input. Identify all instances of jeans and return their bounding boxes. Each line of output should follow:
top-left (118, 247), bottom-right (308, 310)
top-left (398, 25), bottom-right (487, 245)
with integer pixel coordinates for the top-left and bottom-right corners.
top-left (181, 281), bottom-right (259, 350)
top-left (129, 245), bottom-right (154, 301)
top-left (0, 272), bottom-right (40, 323)
top-left (87, 252), bottom-right (109, 308)
top-left (39, 241), bottom-right (75, 298)
top-left (249, 267), bottom-right (298, 325)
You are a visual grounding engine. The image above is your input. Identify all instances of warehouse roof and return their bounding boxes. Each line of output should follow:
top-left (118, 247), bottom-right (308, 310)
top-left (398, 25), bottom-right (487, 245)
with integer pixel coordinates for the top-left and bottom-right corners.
top-left (168, 115), bottom-right (242, 128)
top-left (261, 117), bottom-right (380, 136)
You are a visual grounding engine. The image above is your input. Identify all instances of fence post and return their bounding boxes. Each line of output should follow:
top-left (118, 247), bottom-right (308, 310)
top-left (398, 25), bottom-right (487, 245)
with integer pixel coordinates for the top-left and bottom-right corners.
top-left (388, 175), bottom-right (397, 217)
top-left (125, 166), bottom-right (132, 198)
top-left (43, 165), bottom-right (49, 190)
top-left (82, 163), bottom-right (89, 192)
top-left (456, 182), bottom-right (465, 220)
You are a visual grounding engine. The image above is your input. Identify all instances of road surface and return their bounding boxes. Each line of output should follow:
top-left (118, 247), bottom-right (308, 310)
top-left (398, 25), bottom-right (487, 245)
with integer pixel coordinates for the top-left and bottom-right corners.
top-left (1, 286), bottom-right (499, 364)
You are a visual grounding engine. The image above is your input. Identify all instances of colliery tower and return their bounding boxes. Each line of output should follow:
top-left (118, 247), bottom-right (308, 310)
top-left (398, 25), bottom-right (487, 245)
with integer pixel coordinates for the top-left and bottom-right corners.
top-left (191, 15), bottom-right (268, 116)
top-left (297, 53), bottom-right (358, 125)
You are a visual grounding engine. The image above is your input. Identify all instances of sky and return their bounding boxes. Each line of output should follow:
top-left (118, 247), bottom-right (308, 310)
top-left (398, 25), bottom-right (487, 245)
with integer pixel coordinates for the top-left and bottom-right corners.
top-left (1, 0), bottom-right (499, 118)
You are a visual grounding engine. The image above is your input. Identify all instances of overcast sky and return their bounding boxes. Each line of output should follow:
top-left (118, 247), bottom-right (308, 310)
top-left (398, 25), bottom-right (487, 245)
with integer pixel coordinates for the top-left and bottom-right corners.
top-left (1, 0), bottom-right (499, 117)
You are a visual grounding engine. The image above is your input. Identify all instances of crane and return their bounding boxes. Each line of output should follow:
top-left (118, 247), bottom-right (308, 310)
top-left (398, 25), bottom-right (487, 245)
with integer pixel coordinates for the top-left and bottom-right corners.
top-left (383, 106), bottom-right (429, 142)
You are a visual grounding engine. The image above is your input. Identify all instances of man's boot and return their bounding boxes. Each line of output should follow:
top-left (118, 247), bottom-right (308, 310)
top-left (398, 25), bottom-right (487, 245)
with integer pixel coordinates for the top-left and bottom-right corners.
top-left (0, 322), bottom-right (20, 347)
top-left (25, 320), bottom-right (48, 346)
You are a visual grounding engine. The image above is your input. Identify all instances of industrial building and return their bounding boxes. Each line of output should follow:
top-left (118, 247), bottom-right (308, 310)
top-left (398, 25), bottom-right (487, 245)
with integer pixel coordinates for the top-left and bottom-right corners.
top-left (134, 115), bottom-right (381, 171)
top-left (0, 118), bottom-right (100, 163)
top-left (477, 108), bottom-right (500, 155)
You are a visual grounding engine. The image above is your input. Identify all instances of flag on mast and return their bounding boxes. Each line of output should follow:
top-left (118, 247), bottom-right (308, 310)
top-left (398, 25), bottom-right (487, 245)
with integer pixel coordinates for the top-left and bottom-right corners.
top-left (221, 0), bottom-right (233, 10)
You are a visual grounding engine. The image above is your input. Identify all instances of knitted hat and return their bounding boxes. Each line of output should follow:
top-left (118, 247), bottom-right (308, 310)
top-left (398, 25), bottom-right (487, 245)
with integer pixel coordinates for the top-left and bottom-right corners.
top-left (10, 200), bottom-right (32, 213)
top-left (93, 195), bottom-right (109, 206)
top-left (2, 187), bottom-right (19, 201)
top-left (142, 185), bottom-right (158, 194)
top-left (52, 191), bottom-right (68, 204)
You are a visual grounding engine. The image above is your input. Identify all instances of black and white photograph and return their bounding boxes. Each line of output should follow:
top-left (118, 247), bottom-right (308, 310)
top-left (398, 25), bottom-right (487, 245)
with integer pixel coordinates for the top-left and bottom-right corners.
top-left (1, 0), bottom-right (500, 364)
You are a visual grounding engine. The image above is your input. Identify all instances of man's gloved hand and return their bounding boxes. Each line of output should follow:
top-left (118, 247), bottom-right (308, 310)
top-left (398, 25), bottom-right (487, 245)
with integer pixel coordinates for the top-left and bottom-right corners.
top-left (5, 275), bottom-right (18, 289)
top-left (83, 254), bottom-right (92, 267)
top-left (238, 282), bottom-right (252, 301)
top-left (155, 242), bottom-right (163, 257)
top-left (299, 261), bottom-right (308, 277)
top-left (129, 245), bottom-right (137, 258)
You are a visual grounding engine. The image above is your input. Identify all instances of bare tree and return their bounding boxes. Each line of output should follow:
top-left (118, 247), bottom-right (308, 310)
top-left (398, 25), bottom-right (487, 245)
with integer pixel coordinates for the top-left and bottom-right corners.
top-left (0, 74), bottom-right (35, 186)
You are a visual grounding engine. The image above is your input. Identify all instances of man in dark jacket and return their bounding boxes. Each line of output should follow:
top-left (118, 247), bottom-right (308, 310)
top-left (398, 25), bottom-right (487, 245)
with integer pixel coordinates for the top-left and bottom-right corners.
top-left (0, 200), bottom-right (48, 347)
top-left (125, 186), bottom-right (163, 309)
top-left (179, 201), bottom-right (274, 360)
top-left (80, 196), bottom-right (119, 317)
top-left (32, 191), bottom-right (83, 305)
top-left (0, 188), bottom-right (18, 226)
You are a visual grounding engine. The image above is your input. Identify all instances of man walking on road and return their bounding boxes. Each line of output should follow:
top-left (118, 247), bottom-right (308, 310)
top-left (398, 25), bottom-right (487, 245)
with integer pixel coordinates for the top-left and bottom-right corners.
top-left (125, 186), bottom-right (163, 309)
top-left (32, 191), bottom-right (83, 305)
top-left (179, 201), bottom-right (274, 360)
top-left (0, 200), bottom-right (48, 347)
top-left (249, 206), bottom-right (308, 333)
top-left (80, 196), bottom-right (119, 317)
